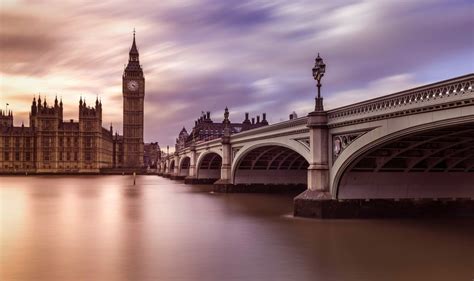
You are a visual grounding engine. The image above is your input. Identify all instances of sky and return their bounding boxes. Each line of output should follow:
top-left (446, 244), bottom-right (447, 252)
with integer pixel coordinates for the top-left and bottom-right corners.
top-left (1, 0), bottom-right (473, 146)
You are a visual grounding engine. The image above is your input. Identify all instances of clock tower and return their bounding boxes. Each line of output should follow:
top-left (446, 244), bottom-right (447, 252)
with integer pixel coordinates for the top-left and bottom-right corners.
top-left (122, 31), bottom-right (145, 168)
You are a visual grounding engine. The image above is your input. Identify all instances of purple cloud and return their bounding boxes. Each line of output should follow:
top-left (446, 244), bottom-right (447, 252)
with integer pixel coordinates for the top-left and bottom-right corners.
top-left (1, 0), bottom-right (472, 146)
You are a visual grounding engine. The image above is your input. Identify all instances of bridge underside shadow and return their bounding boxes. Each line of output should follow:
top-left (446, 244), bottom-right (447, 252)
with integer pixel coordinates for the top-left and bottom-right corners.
top-left (188, 153), bottom-right (222, 184)
top-left (296, 122), bottom-right (474, 218)
top-left (171, 157), bottom-right (190, 180)
top-left (221, 145), bottom-right (308, 193)
top-left (338, 123), bottom-right (474, 199)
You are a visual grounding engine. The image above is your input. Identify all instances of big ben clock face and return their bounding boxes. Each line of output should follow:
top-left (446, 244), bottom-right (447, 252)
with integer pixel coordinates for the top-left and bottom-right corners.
top-left (127, 80), bottom-right (139, 91)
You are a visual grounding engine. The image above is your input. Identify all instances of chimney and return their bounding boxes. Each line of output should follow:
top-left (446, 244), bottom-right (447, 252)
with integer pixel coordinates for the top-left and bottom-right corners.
top-left (289, 114), bottom-right (293, 120)
top-left (206, 111), bottom-right (210, 120)
top-left (256, 115), bottom-right (260, 124)
top-left (70, 119), bottom-right (73, 123)
top-left (290, 111), bottom-right (298, 120)
top-left (261, 113), bottom-right (268, 125)
top-left (243, 113), bottom-right (251, 124)
top-left (251, 118), bottom-right (255, 124)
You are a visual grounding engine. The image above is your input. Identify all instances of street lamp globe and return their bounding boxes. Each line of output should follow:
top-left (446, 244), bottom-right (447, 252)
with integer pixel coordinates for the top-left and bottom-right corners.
top-left (312, 53), bottom-right (326, 89)
top-left (312, 53), bottom-right (326, 111)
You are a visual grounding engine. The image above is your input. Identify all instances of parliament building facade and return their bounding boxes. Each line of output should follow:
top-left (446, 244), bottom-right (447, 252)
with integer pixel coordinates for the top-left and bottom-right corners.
top-left (0, 33), bottom-right (148, 173)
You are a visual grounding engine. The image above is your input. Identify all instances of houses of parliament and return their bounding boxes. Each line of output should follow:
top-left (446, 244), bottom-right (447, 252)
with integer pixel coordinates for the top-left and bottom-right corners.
top-left (0, 33), bottom-right (154, 173)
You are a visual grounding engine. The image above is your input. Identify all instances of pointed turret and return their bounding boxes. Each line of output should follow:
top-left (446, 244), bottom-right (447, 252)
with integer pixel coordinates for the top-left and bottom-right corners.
top-left (129, 29), bottom-right (139, 58)
top-left (31, 97), bottom-right (37, 115)
top-left (124, 30), bottom-right (143, 77)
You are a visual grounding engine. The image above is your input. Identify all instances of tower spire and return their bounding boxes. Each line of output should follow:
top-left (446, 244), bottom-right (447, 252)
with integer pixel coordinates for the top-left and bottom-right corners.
top-left (129, 29), bottom-right (139, 58)
top-left (124, 29), bottom-right (143, 76)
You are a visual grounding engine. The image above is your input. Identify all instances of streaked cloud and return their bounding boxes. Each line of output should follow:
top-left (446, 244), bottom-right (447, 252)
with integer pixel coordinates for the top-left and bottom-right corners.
top-left (0, 0), bottom-right (472, 146)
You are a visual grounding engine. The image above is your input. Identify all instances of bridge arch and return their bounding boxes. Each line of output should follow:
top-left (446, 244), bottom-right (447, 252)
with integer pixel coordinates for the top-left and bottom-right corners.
top-left (162, 161), bottom-right (167, 173)
top-left (332, 118), bottom-right (474, 199)
top-left (178, 156), bottom-right (190, 177)
top-left (196, 150), bottom-right (222, 181)
top-left (232, 143), bottom-right (309, 185)
top-left (169, 159), bottom-right (175, 173)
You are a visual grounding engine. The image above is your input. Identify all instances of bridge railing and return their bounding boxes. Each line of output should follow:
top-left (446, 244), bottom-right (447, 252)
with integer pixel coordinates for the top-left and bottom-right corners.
top-left (170, 74), bottom-right (473, 156)
top-left (327, 74), bottom-right (474, 126)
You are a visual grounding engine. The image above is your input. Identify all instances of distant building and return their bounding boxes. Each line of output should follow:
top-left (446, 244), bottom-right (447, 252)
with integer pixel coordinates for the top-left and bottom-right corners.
top-left (176, 110), bottom-right (269, 149)
top-left (144, 142), bottom-right (161, 168)
top-left (176, 127), bottom-right (189, 151)
top-left (0, 32), bottom-right (153, 173)
top-left (0, 97), bottom-right (116, 173)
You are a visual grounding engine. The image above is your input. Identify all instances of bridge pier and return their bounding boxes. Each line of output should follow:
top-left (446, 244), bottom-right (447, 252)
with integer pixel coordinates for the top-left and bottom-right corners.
top-left (214, 130), bottom-right (232, 185)
top-left (172, 153), bottom-right (179, 176)
top-left (294, 109), bottom-right (335, 217)
top-left (184, 145), bottom-right (198, 184)
top-left (306, 110), bottom-right (330, 192)
top-left (294, 197), bottom-right (474, 218)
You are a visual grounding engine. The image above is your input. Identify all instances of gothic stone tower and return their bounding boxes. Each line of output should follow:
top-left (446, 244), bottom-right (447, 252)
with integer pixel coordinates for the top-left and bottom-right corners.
top-left (122, 32), bottom-right (145, 168)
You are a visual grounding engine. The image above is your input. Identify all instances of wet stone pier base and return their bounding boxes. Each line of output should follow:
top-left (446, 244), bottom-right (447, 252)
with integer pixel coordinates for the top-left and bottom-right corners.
top-left (294, 190), bottom-right (474, 219)
top-left (183, 178), bottom-right (218, 185)
top-left (170, 175), bottom-right (186, 180)
top-left (213, 183), bottom-right (306, 193)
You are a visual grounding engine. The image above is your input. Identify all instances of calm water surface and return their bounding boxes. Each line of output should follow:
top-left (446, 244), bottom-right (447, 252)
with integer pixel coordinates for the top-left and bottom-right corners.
top-left (0, 176), bottom-right (473, 281)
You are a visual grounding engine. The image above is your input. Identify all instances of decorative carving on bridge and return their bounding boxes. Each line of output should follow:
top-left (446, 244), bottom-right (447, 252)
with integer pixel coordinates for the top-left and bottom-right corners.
top-left (333, 131), bottom-right (369, 161)
top-left (294, 137), bottom-right (310, 150)
top-left (232, 146), bottom-right (242, 159)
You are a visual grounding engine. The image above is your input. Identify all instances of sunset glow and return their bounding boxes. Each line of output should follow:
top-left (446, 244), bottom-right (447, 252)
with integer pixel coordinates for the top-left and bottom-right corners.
top-left (1, 0), bottom-right (473, 145)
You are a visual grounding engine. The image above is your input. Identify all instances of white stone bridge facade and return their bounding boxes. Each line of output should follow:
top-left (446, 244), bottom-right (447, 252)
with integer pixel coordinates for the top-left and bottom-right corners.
top-left (159, 74), bottom-right (474, 217)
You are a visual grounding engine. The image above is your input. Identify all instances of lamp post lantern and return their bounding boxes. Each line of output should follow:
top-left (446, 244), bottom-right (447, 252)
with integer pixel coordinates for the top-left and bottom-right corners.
top-left (312, 53), bottom-right (326, 111)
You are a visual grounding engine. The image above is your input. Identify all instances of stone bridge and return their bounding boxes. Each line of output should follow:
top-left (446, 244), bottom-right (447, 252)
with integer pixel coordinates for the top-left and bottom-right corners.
top-left (159, 73), bottom-right (474, 218)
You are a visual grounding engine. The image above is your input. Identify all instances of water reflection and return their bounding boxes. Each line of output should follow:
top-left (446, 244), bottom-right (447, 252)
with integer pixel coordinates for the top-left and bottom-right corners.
top-left (0, 176), bottom-right (473, 281)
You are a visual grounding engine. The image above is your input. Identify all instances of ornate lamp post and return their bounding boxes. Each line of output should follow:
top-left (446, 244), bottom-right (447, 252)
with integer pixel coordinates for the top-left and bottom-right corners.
top-left (312, 53), bottom-right (326, 111)
top-left (304, 52), bottom-right (330, 195)
top-left (219, 106), bottom-right (232, 186)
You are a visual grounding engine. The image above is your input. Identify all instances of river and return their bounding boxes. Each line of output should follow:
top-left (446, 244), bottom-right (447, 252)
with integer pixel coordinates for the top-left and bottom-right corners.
top-left (1, 176), bottom-right (473, 281)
